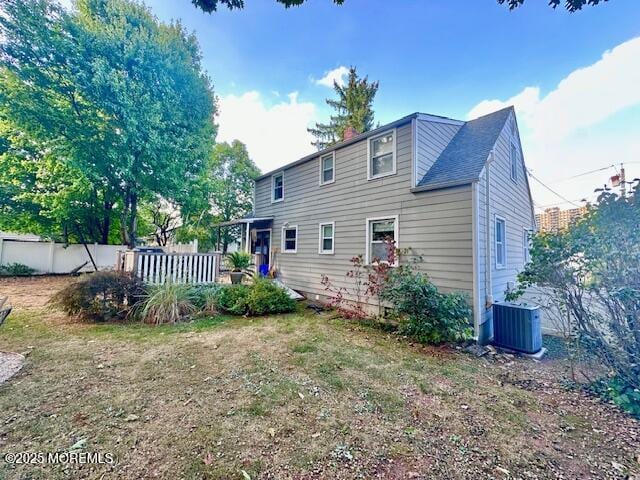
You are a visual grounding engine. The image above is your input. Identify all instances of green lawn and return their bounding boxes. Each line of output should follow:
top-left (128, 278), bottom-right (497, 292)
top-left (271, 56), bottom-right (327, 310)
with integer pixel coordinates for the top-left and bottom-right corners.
top-left (0, 278), bottom-right (638, 479)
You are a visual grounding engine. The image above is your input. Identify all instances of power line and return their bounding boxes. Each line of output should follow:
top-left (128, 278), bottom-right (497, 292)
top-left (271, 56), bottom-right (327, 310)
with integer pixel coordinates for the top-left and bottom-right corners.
top-left (527, 169), bottom-right (581, 208)
top-left (535, 198), bottom-right (587, 208)
top-left (550, 164), bottom-right (616, 183)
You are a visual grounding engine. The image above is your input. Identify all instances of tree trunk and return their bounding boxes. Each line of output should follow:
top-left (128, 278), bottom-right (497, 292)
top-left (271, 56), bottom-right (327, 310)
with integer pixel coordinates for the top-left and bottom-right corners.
top-left (127, 191), bottom-right (138, 249)
top-left (100, 201), bottom-right (112, 245)
top-left (120, 189), bottom-right (130, 247)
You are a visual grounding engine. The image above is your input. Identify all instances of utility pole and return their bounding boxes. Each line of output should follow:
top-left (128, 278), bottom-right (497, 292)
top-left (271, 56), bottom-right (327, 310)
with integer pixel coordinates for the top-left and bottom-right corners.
top-left (620, 163), bottom-right (626, 197)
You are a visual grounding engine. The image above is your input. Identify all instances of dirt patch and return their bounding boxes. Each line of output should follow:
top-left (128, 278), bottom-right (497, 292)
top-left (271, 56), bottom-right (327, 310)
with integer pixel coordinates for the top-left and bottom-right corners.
top-left (0, 351), bottom-right (25, 384)
top-left (0, 275), bottom-right (74, 309)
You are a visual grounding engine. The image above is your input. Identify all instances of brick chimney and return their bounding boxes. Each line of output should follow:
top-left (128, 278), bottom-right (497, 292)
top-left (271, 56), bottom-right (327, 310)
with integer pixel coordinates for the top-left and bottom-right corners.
top-left (343, 126), bottom-right (358, 141)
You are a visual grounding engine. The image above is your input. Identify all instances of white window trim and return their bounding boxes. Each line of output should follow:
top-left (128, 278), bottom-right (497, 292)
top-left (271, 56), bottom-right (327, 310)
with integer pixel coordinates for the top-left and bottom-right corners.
top-left (318, 221), bottom-right (335, 254)
top-left (319, 151), bottom-right (335, 186)
top-left (495, 215), bottom-right (507, 270)
top-left (271, 171), bottom-right (284, 203)
top-left (281, 224), bottom-right (298, 253)
top-left (367, 128), bottom-right (397, 181)
top-left (365, 215), bottom-right (399, 266)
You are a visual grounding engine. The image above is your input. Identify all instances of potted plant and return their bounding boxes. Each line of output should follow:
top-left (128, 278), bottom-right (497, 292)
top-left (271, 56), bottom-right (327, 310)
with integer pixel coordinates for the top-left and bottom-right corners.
top-left (227, 251), bottom-right (252, 284)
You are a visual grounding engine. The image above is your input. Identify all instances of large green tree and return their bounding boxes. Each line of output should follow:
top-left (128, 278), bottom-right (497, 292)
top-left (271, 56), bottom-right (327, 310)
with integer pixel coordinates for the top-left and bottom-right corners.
top-left (308, 67), bottom-right (378, 150)
top-left (191, 0), bottom-right (607, 13)
top-left (178, 141), bottom-right (260, 252)
top-left (0, 0), bottom-right (216, 246)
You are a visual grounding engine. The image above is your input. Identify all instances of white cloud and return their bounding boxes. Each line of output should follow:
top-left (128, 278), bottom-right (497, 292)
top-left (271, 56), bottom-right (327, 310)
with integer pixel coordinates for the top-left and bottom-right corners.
top-left (216, 91), bottom-right (317, 173)
top-left (315, 66), bottom-right (349, 88)
top-left (468, 36), bottom-right (640, 210)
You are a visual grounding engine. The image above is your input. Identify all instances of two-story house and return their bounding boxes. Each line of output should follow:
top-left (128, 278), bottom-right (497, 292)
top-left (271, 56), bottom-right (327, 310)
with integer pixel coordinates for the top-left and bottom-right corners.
top-left (226, 106), bottom-right (536, 343)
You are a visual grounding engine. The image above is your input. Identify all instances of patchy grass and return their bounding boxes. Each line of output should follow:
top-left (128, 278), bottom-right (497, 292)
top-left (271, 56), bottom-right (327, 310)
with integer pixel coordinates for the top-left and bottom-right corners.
top-left (0, 276), bottom-right (638, 479)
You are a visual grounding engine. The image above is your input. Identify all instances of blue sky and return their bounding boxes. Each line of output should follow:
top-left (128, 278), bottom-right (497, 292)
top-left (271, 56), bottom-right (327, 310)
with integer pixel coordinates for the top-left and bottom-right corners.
top-left (143, 0), bottom-right (640, 210)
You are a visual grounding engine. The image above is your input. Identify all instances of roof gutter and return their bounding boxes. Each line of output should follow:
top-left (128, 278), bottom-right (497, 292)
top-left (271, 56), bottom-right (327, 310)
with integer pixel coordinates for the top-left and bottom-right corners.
top-left (410, 179), bottom-right (474, 193)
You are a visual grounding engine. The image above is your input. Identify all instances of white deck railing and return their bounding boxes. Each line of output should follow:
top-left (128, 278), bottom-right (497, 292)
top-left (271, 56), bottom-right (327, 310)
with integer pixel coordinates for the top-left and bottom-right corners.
top-left (116, 251), bottom-right (218, 284)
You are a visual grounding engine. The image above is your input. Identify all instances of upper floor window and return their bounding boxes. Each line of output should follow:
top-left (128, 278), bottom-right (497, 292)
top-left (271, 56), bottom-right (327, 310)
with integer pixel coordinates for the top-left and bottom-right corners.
top-left (368, 130), bottom-right (396, 180)
top-left (272, 172), bottom-right (284, 202)
top-left (318, 222), bottom-right (335, 254)
top-left (510, 142), bottom-right (519, 182)
top-left (319, 152), bottom-right (335, 185)
top-left (366, 216), bottom-right (398, 265)
top-left (495, 216), bottom-right (506, 269)
top-left (282, 225), bottom-right (297, 253)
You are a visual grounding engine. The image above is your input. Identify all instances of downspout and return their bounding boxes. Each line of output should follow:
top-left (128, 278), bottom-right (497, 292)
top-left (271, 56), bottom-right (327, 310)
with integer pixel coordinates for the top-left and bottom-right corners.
top-left (484, 150), bottom-right (494, 309)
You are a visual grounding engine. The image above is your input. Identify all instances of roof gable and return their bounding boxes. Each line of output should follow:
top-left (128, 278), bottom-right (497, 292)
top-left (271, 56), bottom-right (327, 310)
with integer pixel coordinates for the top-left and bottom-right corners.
top-left (416, 106), bottom-right (513, 190)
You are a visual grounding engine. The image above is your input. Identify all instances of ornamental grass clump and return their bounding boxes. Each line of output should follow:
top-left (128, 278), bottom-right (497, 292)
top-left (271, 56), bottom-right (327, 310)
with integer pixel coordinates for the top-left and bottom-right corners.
top-left (139, 282), bottom-right (197, 325)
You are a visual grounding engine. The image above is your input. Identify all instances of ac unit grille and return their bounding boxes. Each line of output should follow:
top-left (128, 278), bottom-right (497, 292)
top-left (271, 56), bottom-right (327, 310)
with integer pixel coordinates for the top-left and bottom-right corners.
top-left (492, 303), bottom-right (542, 354)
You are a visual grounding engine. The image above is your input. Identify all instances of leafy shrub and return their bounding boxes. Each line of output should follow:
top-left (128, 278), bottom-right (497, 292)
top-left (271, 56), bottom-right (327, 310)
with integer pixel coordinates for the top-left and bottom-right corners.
top-left (0, 262), bottom-right (35, 277)
top-left (215, 278), bottom-right (297, 316)
top-left (215, 284), bottom-right (250, 315)
top-left (51, 271), bottom-right (146, 322)
top-left (380, 267), bottom-right (472, 344)
top-left (191, 284), bottom-right (222, 314)
top-left (245, 277), bottom-right (297, 315)
top-left (588, 378), bottom-right (640, 419)
top-left (140, 282), bottom-right (197, 325)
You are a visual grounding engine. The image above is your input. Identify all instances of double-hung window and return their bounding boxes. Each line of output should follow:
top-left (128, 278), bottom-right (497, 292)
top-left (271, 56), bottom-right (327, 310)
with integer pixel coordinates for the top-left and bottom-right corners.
top-left (319, 152), bottom-right (335, 185)
top-left (366, 216), bottom-right (398, 265)
top-left (272, 172), bottom-right (284, 202)
top-left (318, 222), bottom-right (335, 254)
top-left (510, 142), bottom-right (519, 182)
top-left (495, 216), bottom-right (506, 269)
top-left (282, 225), bottom-right (297, 253)
top-left (368, 130), bottom-right (396, 179)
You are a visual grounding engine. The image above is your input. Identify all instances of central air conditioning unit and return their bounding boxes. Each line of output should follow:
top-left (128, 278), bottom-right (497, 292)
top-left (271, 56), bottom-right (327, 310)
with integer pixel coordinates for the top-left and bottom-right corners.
top-left (492, 302), bottom-right (542, 354)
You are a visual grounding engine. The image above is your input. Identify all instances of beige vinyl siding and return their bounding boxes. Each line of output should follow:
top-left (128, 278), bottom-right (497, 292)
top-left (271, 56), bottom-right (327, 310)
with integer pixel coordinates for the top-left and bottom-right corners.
top-left (254, 122), bottom-right (474, 302)
top-left (415, 119), bottom-right (462, 185)
top-left (476, 112), bottom-right (536, 327)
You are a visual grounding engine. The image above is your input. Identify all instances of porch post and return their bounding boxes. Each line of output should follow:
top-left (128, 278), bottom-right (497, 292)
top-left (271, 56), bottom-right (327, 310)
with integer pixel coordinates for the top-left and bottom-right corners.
top-left (245, 222), bottom-right (250, 253)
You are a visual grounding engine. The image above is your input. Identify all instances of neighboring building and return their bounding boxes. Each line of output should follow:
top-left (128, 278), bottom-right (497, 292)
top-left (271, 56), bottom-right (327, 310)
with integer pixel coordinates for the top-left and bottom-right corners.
top-left (226, 106), bottom-right (535, 343)
top-left (535, 206), bottom-right (587, 232)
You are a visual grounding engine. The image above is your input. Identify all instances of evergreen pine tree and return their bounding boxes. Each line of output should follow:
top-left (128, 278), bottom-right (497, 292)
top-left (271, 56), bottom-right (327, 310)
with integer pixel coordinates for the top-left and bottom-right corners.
top-left (308, 67), bottom-right (378, 150)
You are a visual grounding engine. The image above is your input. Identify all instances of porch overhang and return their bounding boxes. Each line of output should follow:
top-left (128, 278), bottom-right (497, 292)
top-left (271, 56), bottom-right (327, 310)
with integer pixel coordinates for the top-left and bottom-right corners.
top-left (214, 216), bottom-right (274, 227)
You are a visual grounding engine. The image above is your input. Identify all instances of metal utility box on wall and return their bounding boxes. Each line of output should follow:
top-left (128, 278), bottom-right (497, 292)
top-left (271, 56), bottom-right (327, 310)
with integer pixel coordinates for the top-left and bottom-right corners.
top-left (492, 302), bottom-right (542, 354)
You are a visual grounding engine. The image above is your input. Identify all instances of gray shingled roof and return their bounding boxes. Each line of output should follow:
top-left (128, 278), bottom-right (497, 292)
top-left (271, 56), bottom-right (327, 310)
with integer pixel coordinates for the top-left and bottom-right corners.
top-left (417, 106), bottom-right (513, 190)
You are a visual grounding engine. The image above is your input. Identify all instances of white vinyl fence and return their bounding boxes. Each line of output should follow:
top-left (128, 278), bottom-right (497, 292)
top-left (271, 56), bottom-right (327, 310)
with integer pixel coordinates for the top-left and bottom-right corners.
top-left (0, 239), bottom-right (124, 274)
top-left (117, 251), bottom-right (218, 284)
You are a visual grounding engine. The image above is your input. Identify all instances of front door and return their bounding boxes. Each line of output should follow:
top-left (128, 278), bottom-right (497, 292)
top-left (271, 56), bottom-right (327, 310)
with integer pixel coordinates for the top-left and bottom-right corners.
top-left (254, 230), bottom-right (270, 274)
